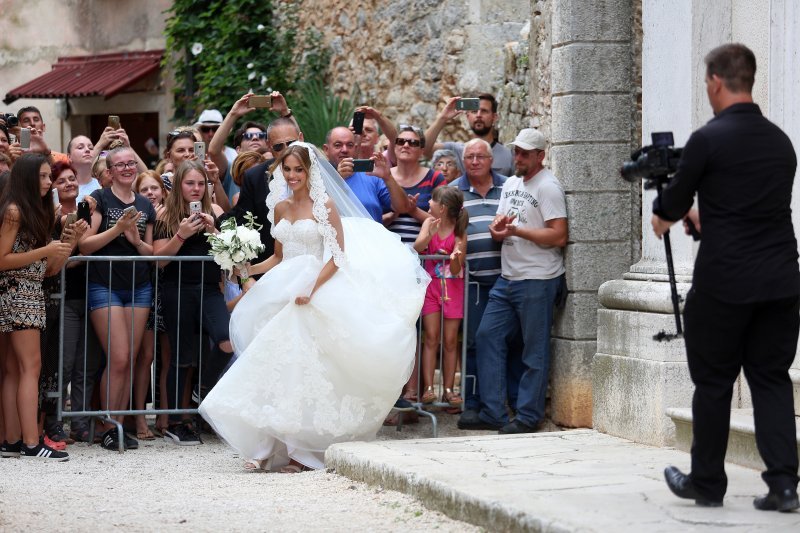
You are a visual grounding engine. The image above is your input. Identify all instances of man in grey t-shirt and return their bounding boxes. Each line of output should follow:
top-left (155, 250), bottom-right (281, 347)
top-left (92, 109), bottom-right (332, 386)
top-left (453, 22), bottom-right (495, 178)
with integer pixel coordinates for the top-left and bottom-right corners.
top-left (459, 128), bottom-right (568, 434)
top-left (424, 94), bottom-right (513, 176)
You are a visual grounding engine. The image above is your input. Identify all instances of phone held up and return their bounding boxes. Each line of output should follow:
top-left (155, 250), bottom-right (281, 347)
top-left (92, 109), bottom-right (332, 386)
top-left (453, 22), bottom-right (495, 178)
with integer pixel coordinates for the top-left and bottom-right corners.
top-left (19, 128), bottom-right (31, 149)
top-left (352, 111), bottom-right (365, 135)
top-left (455, 98), bottom-right (480, 111)
top-left (189, 201), bottom-right (202, 220)
top-left (249, 95), bottom-right (272, 108)
top-left (352, 159), bottom-right (374, 173)
top-left (108, 115), bottom-right (121, 130)
top-left (77, 200), bottom-right (91, 227)
top-left (194, 141), bottom-right (206, 160)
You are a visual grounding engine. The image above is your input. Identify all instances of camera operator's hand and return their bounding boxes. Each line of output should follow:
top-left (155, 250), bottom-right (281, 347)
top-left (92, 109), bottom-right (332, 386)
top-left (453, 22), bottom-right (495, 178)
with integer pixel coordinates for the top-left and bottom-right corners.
top-left (270, 92), bottom-right (289, 116)
top-left (231, 93), bottom-right (256, 119)
top-left (651, 214), bottom-right (675, 239)
top-left (682, 208), bottom-right (701, 238)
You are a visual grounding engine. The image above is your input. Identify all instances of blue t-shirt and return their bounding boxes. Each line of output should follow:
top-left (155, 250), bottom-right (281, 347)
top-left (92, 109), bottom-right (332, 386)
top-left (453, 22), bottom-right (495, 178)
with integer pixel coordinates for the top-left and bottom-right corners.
top-left (344, 172), bottom-right (391, 222)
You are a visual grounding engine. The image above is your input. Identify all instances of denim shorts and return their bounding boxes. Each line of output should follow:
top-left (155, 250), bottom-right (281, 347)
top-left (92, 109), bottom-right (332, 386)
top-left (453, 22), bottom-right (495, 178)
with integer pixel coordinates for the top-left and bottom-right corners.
top-left (88, 282), bottom-right (153, 312)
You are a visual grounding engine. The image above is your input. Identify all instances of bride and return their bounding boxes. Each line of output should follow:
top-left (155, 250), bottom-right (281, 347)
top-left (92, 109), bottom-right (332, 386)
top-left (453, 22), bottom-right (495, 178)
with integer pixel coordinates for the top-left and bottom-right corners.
top-left (199, 143), bottom-right (429, 472)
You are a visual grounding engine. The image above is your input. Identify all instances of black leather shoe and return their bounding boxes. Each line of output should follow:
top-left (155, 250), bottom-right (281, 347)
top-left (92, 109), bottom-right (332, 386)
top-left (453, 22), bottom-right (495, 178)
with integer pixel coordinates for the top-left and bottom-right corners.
top-left (457, 411), bottom-right (502, 431)
top-left (753, 488), bottom-right (800, 512)
top-left (498, 419), bottom-right (539, 434)
top-left (664, 466), bottom-right (723, 507)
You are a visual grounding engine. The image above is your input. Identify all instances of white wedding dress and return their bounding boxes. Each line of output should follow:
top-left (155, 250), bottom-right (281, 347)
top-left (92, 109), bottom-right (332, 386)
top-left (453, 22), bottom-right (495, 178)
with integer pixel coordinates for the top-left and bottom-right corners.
top-left (199, 215), bottom-right (427, 470)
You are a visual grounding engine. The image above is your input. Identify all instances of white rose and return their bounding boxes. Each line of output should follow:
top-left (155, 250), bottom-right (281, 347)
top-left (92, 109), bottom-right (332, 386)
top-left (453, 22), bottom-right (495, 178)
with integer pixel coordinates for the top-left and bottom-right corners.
top-left (232, 250), bottom-right (245, 263)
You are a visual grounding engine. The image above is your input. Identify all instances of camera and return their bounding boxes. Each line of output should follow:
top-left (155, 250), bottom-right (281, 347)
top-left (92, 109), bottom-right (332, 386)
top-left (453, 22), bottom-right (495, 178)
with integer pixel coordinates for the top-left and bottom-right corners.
top-left (1, 113), bottom-right (19, 127)
top-left (620, 131), bottom-right (683, 183)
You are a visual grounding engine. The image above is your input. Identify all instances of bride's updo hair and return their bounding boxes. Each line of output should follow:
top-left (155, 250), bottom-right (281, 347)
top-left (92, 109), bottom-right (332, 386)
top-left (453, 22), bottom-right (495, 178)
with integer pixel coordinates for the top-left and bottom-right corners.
top-left (270, 144), bottom-right (312, 184)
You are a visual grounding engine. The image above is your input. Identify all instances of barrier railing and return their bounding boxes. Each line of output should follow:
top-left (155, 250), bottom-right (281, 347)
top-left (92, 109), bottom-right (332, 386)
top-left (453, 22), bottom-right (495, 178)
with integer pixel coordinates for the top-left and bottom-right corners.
top-left (53, 254), bottom-right (477, 450)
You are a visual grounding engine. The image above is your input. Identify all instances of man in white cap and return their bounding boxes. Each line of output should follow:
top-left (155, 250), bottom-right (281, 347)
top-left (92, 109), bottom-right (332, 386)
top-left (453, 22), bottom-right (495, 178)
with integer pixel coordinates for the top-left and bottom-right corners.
top-left (460, 128), bottom-right (568, 433)
top-left (195, 109), bottom-right (237, 164)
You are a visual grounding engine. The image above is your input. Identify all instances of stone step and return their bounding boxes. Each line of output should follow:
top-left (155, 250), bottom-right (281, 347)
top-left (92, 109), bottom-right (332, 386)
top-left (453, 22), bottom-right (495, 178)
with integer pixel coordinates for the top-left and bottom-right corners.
top-left (667, 407), bottom-right (800, 471)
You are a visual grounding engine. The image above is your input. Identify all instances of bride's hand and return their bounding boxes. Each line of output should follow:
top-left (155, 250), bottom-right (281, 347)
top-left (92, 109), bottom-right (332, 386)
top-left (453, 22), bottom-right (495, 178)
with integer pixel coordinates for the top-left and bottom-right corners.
top-left (295, 295), bottom-right (311, 305)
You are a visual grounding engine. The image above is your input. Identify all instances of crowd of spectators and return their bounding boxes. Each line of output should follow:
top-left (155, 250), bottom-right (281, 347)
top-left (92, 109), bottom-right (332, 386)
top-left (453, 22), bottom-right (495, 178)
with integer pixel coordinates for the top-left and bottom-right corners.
top-left (0, 92), bottom-right (568, 460)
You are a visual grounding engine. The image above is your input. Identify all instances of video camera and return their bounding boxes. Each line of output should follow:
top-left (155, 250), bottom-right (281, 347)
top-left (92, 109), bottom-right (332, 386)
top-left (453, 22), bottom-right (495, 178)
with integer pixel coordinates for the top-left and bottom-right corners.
top-left (620, 131), bottom-right (682, 186)
top-left (0, 113), bottom-right (18, 128)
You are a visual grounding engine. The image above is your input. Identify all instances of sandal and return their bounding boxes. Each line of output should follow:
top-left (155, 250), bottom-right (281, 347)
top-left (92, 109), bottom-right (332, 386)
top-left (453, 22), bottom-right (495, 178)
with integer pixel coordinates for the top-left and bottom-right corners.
top-left (243, 458), bottom-right (272, 472)
top-left (136, 429), bottom-right (156, 441)
top-left (421, 386), bottom-right (437, 404)
top-left (280, 462), bottom-right (312, 474)
top-left (442, 388), bottom-right (463, 407)
top-left (403, 389), bottom-right (418, 402)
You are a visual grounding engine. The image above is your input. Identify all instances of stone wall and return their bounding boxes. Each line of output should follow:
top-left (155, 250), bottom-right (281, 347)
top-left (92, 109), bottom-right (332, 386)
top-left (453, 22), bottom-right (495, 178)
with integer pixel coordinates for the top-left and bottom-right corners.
top-left (293, 0), bottom-right (533, 144)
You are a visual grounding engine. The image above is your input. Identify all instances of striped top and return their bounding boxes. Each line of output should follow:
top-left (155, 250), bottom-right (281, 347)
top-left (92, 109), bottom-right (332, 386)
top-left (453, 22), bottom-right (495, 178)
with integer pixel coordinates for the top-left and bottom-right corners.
top-left (451, 171), bottom-right (507, 286)
top-left (388, 168), bottom-right (446, 244)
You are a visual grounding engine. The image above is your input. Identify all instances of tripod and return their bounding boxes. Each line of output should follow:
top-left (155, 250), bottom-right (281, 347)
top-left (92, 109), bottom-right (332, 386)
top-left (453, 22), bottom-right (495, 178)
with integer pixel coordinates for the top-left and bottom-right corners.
top-left (650, 177), bottom-right (683, 341)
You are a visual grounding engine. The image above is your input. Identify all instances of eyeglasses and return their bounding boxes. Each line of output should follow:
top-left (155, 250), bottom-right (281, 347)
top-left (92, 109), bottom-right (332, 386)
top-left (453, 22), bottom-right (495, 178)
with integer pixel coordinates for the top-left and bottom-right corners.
top-left (395, 138), bottom-right (421, 147)
top-left (243, 132), bottom-right (267, 141)
top-left (435, 161), bottom-right (457, 168)
top-left (111, 161), bottom-right (138, 171)
top-left (271, 139), bottom-right (297, 153)
top-left (464, 154), bottom-right (490, 161)
top-left (198, 125), bottom-right (219, 133)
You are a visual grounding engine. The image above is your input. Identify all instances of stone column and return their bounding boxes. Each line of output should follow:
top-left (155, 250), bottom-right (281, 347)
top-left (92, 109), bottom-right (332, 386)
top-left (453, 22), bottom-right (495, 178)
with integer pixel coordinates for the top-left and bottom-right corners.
top-left (593, 0), bottom-right (747, 446)
top-left (547, 0), bottom-right (636, 427)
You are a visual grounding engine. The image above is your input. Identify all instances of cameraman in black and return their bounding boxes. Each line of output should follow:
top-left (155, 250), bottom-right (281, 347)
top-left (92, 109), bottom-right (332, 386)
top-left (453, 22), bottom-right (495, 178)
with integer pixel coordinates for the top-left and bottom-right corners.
top-left (652, 43), bottom-right (799, 512)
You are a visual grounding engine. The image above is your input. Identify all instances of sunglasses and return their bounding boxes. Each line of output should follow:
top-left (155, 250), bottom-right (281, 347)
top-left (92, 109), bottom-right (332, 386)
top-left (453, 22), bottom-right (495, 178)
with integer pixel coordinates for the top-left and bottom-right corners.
top-left (395, 138), bottom-right (422, 147)
top-left (243, 131), bottom-right (267, 141)
top-left (167, 130), bottom-right (195, 143)
top-left (198, 125), bottom-right (220, 134)
top-left (271, 139), bottom-right (297, 153)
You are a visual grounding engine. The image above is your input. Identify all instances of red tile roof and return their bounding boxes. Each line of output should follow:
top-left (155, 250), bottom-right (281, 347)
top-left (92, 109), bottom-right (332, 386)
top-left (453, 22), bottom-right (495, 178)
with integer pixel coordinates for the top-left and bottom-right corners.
top-left (4, 50), bottom-right (164, 105)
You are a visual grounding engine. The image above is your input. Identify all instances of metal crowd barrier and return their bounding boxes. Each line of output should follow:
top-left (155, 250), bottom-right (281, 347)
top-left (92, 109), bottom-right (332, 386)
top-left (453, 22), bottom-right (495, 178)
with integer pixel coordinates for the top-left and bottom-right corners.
top-left (390, 254), bottom-right (474, 438)
top-left (55, 255), bottom-right (214, 452)
top-left (52, 254), bottom-right (477, 451)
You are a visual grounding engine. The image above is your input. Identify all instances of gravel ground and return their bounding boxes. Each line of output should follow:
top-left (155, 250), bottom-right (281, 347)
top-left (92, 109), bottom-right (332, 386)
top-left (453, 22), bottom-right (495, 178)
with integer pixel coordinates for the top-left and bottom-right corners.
top-left (0, 408), bottom-right (511, 532)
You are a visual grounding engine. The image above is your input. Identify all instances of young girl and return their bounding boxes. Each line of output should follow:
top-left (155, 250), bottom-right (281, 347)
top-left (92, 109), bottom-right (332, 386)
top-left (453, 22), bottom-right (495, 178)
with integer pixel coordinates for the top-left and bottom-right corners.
top-left (0, 153), bottom-right (72, 460)
top-left (414, 187), bottom-right (468, 407)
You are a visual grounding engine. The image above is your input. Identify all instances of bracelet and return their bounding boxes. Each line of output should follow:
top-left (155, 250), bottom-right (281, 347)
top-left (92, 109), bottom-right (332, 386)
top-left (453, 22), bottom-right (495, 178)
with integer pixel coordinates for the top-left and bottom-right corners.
top-left (176, 234), bottom-right (186, 243)
top-left (282, 108), bottom-right (293, 118)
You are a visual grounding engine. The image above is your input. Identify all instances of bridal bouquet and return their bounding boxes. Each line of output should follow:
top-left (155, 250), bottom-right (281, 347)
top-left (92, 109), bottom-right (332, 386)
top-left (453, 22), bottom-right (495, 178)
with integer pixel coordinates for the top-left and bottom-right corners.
top-left (206, 211), bottom-right (264, 283)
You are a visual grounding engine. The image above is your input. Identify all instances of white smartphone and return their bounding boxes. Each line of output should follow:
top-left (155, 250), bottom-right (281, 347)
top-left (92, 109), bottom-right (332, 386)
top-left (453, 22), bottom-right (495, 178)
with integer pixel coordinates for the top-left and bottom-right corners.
top-left (51, 188), bottom-right (59, 205)
top-left (189, 201), bottom-right (202, 217)
top-left (19, 128), bottom-right (31, 149)
top-left (122, 205), bottom-right (137, 218)
top-left (194, 141), bottom-right (206, 160)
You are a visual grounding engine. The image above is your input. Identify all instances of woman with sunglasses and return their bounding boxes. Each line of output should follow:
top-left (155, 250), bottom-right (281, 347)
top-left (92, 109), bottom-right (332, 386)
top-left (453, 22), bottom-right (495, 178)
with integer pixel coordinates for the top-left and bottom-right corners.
top-left (387, 125), bottom-right (446, 244)
top-left (78, 146), bottom-right (157, 451)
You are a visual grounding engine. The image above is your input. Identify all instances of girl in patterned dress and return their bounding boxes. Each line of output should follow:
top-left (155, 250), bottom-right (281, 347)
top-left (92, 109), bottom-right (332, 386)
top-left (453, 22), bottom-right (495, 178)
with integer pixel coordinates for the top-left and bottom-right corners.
top-left (0, 153), bottom-right (72, 460)
top-left (414, 187), bottom-right (468, 407)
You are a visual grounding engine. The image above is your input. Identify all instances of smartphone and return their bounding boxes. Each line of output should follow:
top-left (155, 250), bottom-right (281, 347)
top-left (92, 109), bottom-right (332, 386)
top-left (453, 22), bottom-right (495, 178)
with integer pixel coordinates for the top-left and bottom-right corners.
top-left (189, 201), bottom-right (202, 217)
top-left (77, 200), bottom-right (91, 226)
top-left (194, 141), bottom-right (206, 160)
top-left (51, 188), bottom-right (59, 205)
top-left (19, 128), bottom-right (31, 149)
top-left (352, 159), bottom-right (374, 173)
top-left (108, 115), bottom-right (120, 129)
top-left (249, 95), bottom-right (272, 108)
top-left (455, 98), bottom-right (480, 111)
top-left (352, 111), bottom-right (365, 135)
top-left (122, 205), bottom-right (137, 218)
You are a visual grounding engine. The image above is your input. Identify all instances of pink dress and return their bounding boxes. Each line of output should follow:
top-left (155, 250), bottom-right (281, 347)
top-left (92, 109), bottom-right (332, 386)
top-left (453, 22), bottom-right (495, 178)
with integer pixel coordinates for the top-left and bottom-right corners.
top-left (422, 231), bottom-right (464, 318)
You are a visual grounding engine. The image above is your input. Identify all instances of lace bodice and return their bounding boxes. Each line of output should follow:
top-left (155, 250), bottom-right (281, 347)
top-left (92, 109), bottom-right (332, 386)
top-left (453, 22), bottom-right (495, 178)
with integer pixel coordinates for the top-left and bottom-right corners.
top-left (273, 219), bottom-right (324, 260)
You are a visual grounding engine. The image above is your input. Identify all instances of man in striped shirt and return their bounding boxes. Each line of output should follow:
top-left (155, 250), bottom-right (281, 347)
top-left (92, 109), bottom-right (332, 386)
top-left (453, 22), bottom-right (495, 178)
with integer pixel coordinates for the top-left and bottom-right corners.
top-left (450, 139), bottom-right (516, 427)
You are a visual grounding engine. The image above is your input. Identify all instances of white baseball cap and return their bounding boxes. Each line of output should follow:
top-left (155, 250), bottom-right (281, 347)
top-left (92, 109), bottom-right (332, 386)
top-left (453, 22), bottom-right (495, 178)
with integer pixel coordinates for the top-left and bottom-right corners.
top-left (194, 109), bottom-right (224, 126)
top-left (508, 128), bottom-right (546, 151)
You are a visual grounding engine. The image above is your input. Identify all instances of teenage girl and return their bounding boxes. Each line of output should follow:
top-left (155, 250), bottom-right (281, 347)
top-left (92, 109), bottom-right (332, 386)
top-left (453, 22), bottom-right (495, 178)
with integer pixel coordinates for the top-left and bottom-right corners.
top-left (0, 153), bottom-right (72, 460)
top-left (414, 186), bottom-right (468, 406)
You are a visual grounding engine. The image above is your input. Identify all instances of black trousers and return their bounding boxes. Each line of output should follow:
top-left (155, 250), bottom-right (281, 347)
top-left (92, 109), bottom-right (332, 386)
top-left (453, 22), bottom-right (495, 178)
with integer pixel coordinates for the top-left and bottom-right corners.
top-left (683, 288), bottom-right (800, 500)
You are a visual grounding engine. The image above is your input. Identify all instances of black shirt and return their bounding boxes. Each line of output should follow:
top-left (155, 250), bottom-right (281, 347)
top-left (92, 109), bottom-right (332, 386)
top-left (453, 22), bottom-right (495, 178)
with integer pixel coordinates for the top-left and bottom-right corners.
top-left (221, 159), bottom-right (274, 263)
top-left (154, 218), bottom-right (221, 285)
top-left (654, 103), bottom-right (799, 303)
top-left (88, 188), bottom-right (157, 290)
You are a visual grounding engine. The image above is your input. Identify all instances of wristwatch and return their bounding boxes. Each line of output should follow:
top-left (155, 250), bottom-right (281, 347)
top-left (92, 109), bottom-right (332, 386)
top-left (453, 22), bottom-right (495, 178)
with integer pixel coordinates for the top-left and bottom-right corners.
top-left (282, 108), bottom-right (293, 118)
